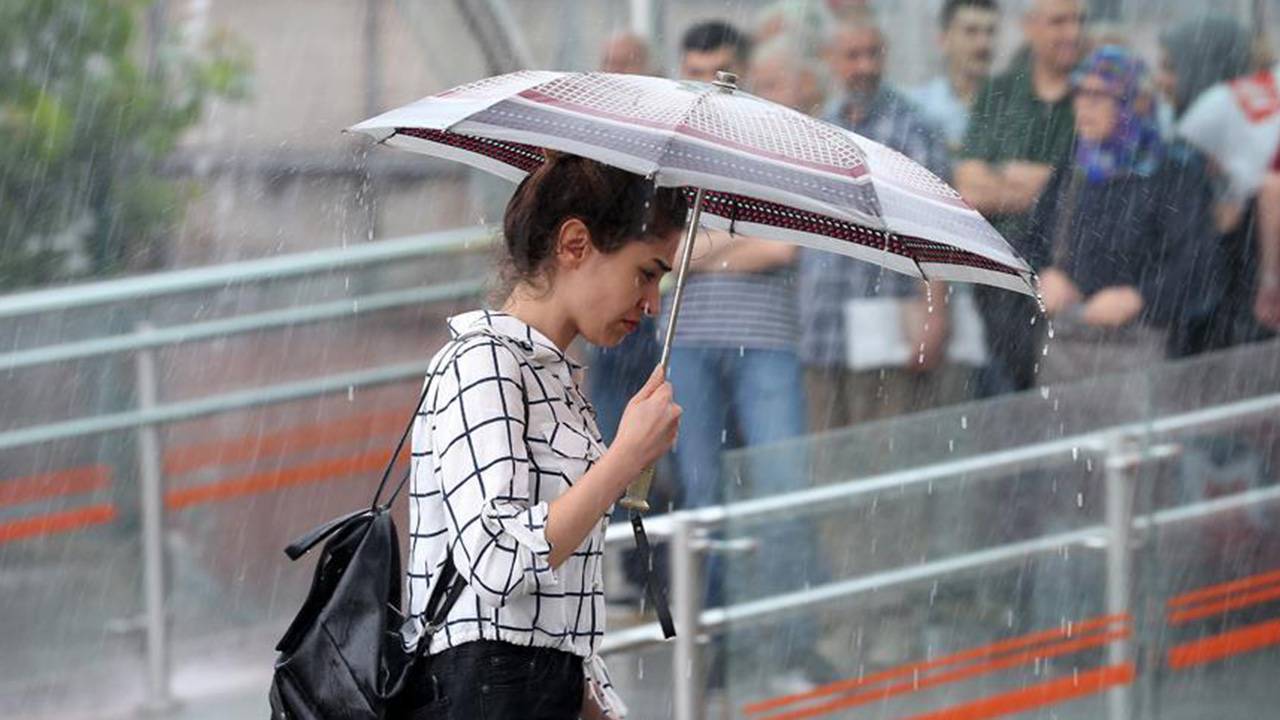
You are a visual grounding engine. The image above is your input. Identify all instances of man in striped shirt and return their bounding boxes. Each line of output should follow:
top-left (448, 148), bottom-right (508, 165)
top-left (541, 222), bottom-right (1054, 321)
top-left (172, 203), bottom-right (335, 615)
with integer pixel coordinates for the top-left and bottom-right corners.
top-left (659, 20), bottom-right (835, 689)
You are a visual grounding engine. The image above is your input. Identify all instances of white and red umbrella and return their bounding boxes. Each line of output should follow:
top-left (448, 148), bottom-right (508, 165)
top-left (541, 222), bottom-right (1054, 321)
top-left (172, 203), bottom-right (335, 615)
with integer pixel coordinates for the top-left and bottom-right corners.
top-left (350, 70), bottom-right (1033, 294)
top-left (349, 70), bottom-right (1035, 509)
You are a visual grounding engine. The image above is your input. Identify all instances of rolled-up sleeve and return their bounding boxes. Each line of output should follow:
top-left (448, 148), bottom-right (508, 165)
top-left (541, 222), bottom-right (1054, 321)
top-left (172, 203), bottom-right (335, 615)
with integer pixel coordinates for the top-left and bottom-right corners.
top-left (431, 338), bottom-right (559, 608)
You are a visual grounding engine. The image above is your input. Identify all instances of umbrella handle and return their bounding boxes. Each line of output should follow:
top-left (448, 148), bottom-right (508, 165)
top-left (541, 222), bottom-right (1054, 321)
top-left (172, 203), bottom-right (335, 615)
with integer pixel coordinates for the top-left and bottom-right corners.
top-left (619, 188), bottom-right (706, 513)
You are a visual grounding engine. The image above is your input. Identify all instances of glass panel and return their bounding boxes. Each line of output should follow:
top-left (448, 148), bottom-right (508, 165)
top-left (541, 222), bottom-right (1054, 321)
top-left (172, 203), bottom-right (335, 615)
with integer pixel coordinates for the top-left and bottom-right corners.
top-left (715, 340), bottom-right (1280, 719)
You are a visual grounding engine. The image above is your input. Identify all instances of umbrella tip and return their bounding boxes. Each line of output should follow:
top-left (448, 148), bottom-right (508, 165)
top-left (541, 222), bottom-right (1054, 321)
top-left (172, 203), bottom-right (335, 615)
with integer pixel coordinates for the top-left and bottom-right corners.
top-left (712, 71), bottom-right (738, 92)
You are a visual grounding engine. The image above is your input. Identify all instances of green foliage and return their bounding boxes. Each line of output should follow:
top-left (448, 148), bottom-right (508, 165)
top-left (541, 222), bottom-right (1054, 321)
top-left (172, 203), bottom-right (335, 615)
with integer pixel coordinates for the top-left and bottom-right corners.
top-left (0, 0), bottom-right (251, 290)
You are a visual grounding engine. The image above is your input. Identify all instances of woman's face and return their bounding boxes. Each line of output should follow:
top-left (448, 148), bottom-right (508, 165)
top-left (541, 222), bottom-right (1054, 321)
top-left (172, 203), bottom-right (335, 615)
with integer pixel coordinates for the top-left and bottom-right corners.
top-left (1073, 74), bottom-right (1121, 142)
top-left (560, 229), bottom-right (681, 348)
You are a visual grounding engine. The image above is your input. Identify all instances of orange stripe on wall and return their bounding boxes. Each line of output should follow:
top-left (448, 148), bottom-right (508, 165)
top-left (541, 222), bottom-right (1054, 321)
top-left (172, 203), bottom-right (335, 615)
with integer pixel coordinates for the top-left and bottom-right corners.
top-left (163, 406), bottom-right (413, 476)
top-left (0, 465), bottom-right (111, 508)
top-left (0, 504), bottom-right (118, 543)
top-left (1168, 567), bottom-right (1280, 609)
top-left (1168, 618), bottom-right (1280, 670)
top-left (902, 663), bottom-right (1134, 720)
top-left (164, 448), bottom-right (402, 510)
top-left (750, 629), bottom-right (1129, 720)
top-left (743, 614), bottom-right (1130, 716)
top-left (1169, 584), bottom-right (1280, 625)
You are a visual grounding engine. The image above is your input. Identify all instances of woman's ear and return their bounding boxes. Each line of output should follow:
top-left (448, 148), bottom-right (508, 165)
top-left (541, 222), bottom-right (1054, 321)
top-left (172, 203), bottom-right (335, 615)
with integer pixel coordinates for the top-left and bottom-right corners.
top-left (555, 218), bottom-right (593, 269)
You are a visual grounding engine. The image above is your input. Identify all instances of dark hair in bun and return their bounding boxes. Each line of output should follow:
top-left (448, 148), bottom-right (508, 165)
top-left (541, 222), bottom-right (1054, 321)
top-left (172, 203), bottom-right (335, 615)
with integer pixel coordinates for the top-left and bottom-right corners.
top-left (499, 151), bottom-right (688, 292)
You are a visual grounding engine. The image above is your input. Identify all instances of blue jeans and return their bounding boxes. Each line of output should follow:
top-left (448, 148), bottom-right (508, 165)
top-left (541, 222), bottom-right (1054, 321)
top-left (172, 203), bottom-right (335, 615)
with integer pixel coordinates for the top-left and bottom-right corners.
top-left (667, 347), bottom-right (821, 595)
top-left (667, 346), bottom-right (828, 678)
top-left (667, 347), bottom-right (808, 508)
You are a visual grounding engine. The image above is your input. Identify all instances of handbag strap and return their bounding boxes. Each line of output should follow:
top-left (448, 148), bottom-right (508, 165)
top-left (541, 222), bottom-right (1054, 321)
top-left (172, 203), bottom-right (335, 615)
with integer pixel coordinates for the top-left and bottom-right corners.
top-left (371, 381), bottom-right (433, 511)
top-left (631, 512), bottom-right (677, 639)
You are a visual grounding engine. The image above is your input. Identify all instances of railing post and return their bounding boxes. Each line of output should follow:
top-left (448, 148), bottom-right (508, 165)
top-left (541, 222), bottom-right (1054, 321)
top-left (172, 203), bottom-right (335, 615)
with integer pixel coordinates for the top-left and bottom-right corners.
top-left (1104, 433), bottom-right (1136, 720)
top-left (671, 515), bottom-right (703, 720)
top-left (133, 323), bottom-right (175, 714)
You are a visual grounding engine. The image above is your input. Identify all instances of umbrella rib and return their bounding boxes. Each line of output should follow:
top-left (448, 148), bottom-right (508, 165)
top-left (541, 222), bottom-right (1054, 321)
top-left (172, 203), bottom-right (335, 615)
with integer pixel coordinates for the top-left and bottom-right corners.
top-left (647, 83), bottom-right (722, 187)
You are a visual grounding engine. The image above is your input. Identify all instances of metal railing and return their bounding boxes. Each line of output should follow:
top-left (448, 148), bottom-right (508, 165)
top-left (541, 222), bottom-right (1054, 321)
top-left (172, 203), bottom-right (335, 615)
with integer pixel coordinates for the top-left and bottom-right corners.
top-left (595, 391), bottom-right (1280, 719)
top-left (2, 231), bottom-right (1278, 718)
top-left (0, 228), bottom-right (496, 713)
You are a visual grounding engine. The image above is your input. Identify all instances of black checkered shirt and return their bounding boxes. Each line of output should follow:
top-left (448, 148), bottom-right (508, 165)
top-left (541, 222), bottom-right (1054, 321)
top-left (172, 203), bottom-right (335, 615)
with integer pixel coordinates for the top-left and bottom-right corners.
top-left (406, 310), bottom-right (625, 716)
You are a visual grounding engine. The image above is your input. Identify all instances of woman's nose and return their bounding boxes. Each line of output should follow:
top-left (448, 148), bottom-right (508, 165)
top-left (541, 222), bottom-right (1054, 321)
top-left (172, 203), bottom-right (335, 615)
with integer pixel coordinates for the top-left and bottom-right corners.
top-left (644, 285), bottom-right (662, 315)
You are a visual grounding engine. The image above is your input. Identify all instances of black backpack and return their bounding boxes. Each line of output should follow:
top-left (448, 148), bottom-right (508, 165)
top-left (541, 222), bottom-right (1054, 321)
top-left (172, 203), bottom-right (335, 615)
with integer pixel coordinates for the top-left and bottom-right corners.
top-left (269, 373), bottom-right (466, 720)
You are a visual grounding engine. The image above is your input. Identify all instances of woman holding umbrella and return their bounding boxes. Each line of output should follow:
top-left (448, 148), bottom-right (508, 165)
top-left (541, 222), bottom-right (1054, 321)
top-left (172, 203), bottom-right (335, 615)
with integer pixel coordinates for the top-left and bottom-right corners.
top-left (403, 153), bottom-right (686, 719)
top-left (350, 68), bottom-right (1036, 718)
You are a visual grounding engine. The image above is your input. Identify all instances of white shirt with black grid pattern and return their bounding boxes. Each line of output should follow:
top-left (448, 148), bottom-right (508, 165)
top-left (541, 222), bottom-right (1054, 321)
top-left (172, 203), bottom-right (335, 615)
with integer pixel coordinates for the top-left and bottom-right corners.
top-left (406, 310), bottom-right (627, 717)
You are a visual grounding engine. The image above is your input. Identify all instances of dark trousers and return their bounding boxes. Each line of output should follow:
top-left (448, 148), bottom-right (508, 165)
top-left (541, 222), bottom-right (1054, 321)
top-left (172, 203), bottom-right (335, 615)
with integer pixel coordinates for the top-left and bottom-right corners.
top-left (408, 640), bottom-right (583, 720)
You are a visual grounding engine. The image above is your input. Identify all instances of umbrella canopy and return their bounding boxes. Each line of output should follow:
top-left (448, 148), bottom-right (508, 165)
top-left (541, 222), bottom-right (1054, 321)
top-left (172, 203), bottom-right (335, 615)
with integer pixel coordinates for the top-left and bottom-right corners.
top-left (349, 70), bottom-right (1035, 296)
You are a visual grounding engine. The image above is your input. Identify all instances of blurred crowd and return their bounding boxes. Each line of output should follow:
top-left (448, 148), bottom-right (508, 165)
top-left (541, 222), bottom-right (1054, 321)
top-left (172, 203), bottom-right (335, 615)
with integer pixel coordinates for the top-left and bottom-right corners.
top-left (588, 1), bottom-right (1280, 683)
top-left (590, 0), bottom-right (1280, 514)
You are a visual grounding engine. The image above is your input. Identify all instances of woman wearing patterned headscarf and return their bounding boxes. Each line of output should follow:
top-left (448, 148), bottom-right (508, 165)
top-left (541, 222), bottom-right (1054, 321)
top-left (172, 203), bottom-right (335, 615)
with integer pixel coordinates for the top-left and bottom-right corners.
top-left (1027, 46), bottom-right (1215, 384)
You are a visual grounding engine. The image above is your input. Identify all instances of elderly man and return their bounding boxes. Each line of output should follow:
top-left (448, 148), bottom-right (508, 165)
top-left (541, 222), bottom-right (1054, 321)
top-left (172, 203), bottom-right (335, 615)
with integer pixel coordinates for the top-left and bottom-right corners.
top-left (799, 11), bottom-right (958, 434)
top-left (955, 0), bottom-right (1085, 394)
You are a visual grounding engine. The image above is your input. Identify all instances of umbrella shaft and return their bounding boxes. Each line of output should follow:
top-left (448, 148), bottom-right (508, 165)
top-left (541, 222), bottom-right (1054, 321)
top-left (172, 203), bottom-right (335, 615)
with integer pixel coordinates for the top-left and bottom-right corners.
top-left (621, 188), bottom-right (706, 513)
top-left (658, 188), bottom-right (705, 373)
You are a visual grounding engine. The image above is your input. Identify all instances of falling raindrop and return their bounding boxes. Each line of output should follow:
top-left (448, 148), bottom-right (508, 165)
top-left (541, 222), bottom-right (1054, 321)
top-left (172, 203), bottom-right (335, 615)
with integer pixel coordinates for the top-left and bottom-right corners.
top-left (960, 415), bottom-right (968, 430)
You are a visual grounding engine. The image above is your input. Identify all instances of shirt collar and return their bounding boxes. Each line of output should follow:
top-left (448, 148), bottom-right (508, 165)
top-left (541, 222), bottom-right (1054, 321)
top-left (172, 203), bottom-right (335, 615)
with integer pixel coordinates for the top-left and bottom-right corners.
top-left (447, 309), bottom-right (583, 371)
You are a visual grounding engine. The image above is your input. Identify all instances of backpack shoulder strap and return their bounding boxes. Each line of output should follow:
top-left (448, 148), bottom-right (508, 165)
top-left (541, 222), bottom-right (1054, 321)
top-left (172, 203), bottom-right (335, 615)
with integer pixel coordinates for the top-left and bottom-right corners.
top-left (380, 328), bottom-right (531, 508)
top-left (371, 330), bottom-right (497, 510)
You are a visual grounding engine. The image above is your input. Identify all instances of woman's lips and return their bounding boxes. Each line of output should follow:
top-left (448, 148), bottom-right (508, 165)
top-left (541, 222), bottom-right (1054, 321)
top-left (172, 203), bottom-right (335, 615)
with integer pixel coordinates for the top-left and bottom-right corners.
top-left (621, 319), bottom-right (639, 333)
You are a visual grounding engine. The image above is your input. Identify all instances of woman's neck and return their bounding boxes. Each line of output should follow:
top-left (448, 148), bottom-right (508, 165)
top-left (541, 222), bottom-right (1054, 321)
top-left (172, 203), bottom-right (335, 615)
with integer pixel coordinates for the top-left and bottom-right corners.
top-left (501, 290), bottom-right (577, 351)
